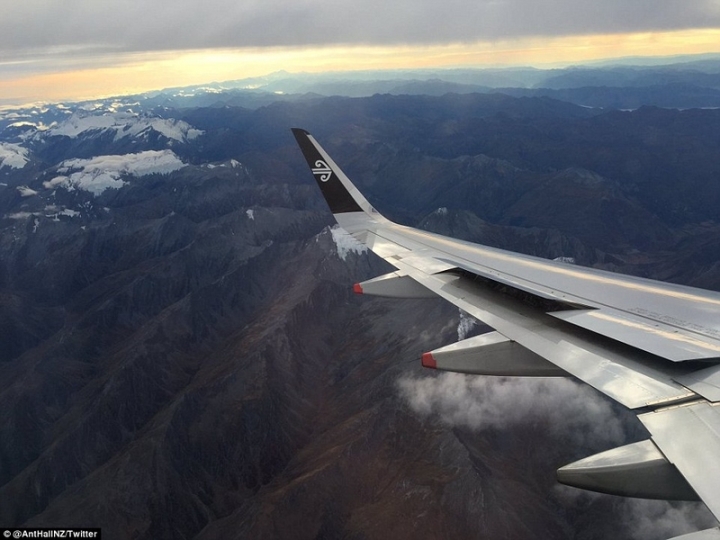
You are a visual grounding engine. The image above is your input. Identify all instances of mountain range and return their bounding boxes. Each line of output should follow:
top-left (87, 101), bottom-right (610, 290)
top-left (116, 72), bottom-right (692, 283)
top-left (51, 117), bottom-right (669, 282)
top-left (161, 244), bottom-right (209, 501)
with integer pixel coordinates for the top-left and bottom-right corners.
top-left (124, 54), bottom-right (720, 110)
top-left (1, 63), bottom-right (719, 539)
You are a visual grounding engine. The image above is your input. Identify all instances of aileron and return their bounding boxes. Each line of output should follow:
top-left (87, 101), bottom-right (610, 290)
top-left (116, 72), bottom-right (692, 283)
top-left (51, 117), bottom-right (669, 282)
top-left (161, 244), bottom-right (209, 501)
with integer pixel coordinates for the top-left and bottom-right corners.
top-left (552, 309), bottom-right (720, 362)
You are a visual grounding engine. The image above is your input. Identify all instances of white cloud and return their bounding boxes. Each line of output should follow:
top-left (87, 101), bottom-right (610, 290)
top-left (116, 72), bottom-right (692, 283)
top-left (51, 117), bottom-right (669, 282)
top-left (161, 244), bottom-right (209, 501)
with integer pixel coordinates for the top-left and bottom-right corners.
top-left (397, 372), bottom-right (625, 448)
top-left (620, 499), bottom-right (717, 540)
top-left (457, 309), bottom-right (478, 340)
top-left (45, 150), bottom-right (186, 196)
top-left (395, 371), bottom-right (718, 538)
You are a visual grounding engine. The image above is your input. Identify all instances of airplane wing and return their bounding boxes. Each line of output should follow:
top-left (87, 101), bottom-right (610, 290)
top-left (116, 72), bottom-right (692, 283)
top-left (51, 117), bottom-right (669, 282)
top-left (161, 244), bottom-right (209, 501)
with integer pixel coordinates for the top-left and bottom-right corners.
top-left (292, 128), bottom-right (720, 539)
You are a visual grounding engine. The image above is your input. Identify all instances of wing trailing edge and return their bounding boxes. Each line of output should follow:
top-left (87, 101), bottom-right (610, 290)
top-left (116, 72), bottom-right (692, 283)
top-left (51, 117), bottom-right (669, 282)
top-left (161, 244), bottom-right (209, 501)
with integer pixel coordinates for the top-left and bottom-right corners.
top-left (669, 528), bottom-right (720, 540)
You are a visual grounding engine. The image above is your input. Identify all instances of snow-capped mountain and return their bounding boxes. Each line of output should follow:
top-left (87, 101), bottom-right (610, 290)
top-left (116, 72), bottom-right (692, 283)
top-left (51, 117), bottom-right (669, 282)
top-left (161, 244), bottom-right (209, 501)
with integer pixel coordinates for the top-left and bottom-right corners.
top-left (0, 103), bottom-right (208, 220)
top-left (46, 150), bottom-right (187, 196)
top-left (40, 112), bottom-right (202, 144)
top-left (0, 99), bottom-right (202, 149)
top-left (0, 142), bottom-right (29, 169)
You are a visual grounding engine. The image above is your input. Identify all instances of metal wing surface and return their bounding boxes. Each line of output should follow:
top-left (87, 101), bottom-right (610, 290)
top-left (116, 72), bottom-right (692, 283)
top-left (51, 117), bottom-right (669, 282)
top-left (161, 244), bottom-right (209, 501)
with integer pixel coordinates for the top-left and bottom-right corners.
top-left (292, 128), bottom-right (720, 537)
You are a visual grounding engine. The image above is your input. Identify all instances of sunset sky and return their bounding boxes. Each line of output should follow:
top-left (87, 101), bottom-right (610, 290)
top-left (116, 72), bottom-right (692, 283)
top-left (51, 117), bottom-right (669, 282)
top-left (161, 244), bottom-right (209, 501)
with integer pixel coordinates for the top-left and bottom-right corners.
top-left (2, 0), bottom-right (720, 104)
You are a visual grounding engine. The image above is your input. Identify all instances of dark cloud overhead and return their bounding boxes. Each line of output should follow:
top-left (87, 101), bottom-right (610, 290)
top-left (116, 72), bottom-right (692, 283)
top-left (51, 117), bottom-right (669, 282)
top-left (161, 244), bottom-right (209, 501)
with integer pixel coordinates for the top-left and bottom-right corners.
top-left (2, 0), bottom-right (720, 58)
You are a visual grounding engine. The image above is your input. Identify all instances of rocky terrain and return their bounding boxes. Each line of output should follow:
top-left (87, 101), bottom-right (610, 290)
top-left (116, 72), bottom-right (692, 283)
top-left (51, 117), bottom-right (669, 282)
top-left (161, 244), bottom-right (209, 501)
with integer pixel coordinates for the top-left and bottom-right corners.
top-left (0, 92), bottom-right (719, 539)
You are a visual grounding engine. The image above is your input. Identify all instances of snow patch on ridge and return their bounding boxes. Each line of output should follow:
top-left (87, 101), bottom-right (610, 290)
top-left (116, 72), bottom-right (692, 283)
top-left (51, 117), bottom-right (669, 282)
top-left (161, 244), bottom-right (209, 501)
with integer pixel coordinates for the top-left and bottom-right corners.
top-left (17, 186), bottom-right (38, 197)
top-left (45, 150), bottom-right (186, 196)
top-left (44, 112), bottom-right (203, 143)
top-left (330, 225), bottom-right (367, 260)
top-left (0, 143), bottom-right (29, 169)
top-left (6, 212), bottom-right (39, 220)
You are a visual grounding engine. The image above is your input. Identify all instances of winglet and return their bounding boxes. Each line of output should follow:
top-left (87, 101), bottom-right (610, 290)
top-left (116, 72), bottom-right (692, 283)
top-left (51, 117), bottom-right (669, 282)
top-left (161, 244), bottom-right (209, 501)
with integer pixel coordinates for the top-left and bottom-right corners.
top-left (292, 128), bottom-right (383, 219)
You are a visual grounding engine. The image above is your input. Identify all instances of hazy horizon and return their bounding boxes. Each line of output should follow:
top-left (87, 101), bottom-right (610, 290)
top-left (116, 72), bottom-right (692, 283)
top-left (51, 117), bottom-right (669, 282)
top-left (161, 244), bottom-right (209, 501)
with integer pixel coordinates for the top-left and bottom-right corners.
top-left (2, 0), bottom-right (720, 105)
top-left (3, 47), bottom-right (720, 109)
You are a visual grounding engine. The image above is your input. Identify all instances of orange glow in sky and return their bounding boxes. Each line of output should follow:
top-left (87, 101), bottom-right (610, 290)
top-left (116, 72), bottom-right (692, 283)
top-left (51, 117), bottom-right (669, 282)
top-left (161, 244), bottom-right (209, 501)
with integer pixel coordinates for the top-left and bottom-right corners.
top-left (2, 28), bottom-right (720, 105)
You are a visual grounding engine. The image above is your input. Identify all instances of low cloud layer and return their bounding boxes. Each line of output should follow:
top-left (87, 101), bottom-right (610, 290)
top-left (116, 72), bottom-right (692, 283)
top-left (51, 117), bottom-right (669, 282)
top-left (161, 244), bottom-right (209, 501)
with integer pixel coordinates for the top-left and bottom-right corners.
top-left (457, 309), bottom-right (478, 341)
top-left (398, 372), bottom-right (625, 448)
top-left (555, 486), bottom-right (716, 539)
top-left (400, 372), bottom-right (718, 538)
top-left (398, 373), bottom-right (715, 540)
top-left (621, 499), bottom-right (716, 540)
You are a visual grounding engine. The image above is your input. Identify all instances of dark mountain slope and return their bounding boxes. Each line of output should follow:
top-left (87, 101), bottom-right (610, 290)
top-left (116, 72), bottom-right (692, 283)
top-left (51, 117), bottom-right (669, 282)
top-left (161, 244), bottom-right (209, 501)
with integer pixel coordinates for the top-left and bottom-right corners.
top-left (0, 93), bottom-right (718, 539)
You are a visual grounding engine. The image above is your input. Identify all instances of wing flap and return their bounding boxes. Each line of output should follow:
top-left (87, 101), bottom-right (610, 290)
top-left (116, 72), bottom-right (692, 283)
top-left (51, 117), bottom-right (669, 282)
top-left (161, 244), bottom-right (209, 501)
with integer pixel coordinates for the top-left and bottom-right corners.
top-left (551, 309), bottom-right (720, 362)
top-left (641, 402), bottom-right (720, 522)
top-left (677, 365), bottom-right (720, 403)
top-left (394, 263), bottom-right (696, 409)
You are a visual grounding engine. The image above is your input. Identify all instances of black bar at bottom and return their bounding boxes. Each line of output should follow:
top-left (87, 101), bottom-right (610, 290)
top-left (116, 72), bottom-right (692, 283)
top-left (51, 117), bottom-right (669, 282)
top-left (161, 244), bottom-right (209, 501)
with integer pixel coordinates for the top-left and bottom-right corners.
top-left (1, 529), bottom-right (101, 539)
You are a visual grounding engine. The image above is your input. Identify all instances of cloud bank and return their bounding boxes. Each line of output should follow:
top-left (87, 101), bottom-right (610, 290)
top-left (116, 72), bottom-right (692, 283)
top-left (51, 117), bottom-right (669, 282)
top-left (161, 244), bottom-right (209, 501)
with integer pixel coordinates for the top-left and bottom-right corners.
top-left (400, 372), bottom-right (719, 538)
top-left (620, 499), bottom-right (717, 540)
top-left (2, 0), bottom-right (719, 61)
top-left (398, 372), bottom-right (625, 448)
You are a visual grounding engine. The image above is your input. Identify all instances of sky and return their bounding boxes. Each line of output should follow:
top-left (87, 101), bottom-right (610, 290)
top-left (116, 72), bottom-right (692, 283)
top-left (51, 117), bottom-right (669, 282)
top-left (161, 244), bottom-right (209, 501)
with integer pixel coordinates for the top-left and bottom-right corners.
top-left (2, 0), bottom-right (720, 104)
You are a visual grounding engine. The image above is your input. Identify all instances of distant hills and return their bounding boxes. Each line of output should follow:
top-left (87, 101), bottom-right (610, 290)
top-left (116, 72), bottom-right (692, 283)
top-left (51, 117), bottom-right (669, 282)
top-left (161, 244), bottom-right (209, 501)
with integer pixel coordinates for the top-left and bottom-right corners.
top-left (124, 53), bottom-right (720, 110)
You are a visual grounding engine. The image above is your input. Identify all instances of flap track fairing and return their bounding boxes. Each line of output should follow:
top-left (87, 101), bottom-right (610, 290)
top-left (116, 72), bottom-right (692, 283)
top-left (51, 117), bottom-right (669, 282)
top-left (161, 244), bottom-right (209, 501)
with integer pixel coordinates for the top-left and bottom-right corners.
top-left (421, 331), bottom-right (569, 377)
top-left (557, 439), bottom-right (699, 501)
top-left (354, 272), bottom-right (437, 298)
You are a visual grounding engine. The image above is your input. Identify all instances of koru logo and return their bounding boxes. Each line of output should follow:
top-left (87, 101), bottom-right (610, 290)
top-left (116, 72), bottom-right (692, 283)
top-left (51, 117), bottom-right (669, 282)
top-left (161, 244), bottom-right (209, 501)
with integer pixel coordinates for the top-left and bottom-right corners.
top-left (311, 160), bottom-right (332, 182)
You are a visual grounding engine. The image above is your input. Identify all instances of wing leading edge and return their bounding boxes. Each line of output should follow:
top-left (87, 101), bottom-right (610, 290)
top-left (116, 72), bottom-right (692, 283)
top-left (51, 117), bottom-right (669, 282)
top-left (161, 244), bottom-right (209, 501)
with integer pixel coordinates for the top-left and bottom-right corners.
top-left (292, 128), bottom-right (720, 536)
